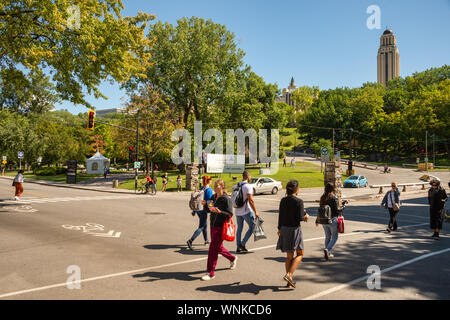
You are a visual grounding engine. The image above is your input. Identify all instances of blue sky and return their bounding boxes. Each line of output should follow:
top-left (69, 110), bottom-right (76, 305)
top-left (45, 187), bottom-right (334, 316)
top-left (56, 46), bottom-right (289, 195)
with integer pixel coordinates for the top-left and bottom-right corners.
top-left (56, 0), bottom-right (450, 114)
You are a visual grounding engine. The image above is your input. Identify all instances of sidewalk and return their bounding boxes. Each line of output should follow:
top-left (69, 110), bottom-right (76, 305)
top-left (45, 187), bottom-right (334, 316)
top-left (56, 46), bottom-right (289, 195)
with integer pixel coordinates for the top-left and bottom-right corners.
top-left (0, 175), bottom-right (136, 195)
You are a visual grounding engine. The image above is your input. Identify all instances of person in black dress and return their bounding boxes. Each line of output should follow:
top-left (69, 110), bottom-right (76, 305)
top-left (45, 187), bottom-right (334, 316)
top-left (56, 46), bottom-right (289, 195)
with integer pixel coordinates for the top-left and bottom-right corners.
top-left (277, 180), bottom-right (309, 288)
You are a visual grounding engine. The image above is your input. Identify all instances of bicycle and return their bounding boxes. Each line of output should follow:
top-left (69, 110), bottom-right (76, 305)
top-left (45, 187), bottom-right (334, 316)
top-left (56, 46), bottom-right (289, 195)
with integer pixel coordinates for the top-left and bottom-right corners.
top-left (137, 181), bottom-right (150, 194)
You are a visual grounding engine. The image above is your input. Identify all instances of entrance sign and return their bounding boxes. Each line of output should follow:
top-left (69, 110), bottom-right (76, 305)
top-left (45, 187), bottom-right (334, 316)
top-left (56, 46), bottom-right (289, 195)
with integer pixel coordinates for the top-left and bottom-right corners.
top-left (207, 154), bottom-right (245, 173)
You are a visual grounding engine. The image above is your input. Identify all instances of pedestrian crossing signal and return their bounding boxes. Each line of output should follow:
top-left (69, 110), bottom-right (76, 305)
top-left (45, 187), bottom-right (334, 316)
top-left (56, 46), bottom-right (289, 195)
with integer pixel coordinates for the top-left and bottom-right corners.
top-left (87, 110), bottom-right (95, 130)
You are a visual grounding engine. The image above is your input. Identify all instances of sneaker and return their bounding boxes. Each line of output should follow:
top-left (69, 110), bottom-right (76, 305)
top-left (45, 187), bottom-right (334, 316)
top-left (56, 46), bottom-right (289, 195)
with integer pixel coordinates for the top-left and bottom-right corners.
top-left (239, 245), bottom-right (248, 253)
top-left (433, 234), bottom-right (440, 241)
top-left (324, 249), bottom-right (329, 261)
top-left (14, 196), bottom-right (20, 201)
top-left (328, 253), bottom-right (335, 259)
top-left (386, 228), bottom-right (391, 233)
top-left (186, 240), bottom-right (193, 250)
top-left (230, 256), bottom-right (238, 270)
top-left (236, 246), bottom-right (242, 253)
top-left (204, 241), bottom-right (210, 246)
top-left (201, 274), bottom-right (215, 281)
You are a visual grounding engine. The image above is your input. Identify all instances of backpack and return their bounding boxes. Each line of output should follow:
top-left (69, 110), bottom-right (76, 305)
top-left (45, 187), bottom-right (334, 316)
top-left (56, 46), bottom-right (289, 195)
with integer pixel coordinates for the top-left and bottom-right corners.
top-left (231, 182), bottom-right (248, 209)
top-left (316, 205), bottom-right (332, 224)
top-left (189, 189), bottom-right (204, 211)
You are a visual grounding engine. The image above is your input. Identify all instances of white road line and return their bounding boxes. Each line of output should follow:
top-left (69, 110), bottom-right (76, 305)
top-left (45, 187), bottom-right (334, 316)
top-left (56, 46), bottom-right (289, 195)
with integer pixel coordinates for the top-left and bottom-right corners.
top-left (344, 212), bottom-right (427, 223)
top-left (302, 247), bottom-right (450, 300)
top-left (0, 222), bottom-right (429, 299)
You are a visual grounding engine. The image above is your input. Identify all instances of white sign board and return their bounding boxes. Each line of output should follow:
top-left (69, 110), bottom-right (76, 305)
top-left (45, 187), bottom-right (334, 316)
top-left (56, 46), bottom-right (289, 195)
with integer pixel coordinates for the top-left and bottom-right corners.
top-left (2, 156), bottom-right (6, 161)
top-left (321, 146), bottom-right (330, 162)
top-left (207, 154), bottom-right (245, 174)
top-left (18, 152), bottom-right (24, 159)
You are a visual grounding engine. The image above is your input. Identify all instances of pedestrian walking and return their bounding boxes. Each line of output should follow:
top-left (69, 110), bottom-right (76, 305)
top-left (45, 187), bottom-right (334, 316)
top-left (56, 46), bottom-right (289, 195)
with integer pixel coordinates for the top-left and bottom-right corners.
top-left (317, 183), bottom-right (343, 260)
top-left (428, 179), bottom-right (448, 240)
top-left (277, 180), bottom-right (308, 288)
top-left (233, 170), bottom-right (259, 253)
top-left (187, 175), bottom-right (213, 250)
top-left (291, 158), bottom-right (296, 167)
top-left (177, 174), bottom-right (183, 192)
top-left (380, 182), bottom-right (401, 233)
top-left (162, 173), bottom-right (168, 192)
top-left (104, 166), bottom-right (108, 179)
top-left (283, 157), bottom-right (287, 167)
top-left (202, 179), bottom-right (237, 281)
top-left (150, 175), bottom-right (157, 194)
top-left (13, 170), bottom-right (24, 201)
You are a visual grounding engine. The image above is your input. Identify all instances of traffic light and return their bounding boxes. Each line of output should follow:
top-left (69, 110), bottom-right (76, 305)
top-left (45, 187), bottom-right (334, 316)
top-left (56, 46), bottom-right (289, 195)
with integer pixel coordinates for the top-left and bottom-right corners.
top-left (128, 146), bottom-right (134, 163)
top-left (87, 110), bottom-right (95, 130)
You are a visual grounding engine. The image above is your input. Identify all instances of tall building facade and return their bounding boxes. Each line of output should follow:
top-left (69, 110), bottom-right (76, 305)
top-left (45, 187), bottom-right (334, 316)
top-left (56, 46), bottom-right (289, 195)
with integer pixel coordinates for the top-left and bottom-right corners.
top-left (377, 29), bottom-right (400, 85)
top-left (276, 77), bottom-right (297, 106)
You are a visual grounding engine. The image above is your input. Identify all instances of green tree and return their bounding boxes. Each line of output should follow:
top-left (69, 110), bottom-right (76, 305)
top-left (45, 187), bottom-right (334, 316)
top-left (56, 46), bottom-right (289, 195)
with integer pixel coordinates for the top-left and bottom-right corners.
top-left (0, 0), bottom-right (155, 108)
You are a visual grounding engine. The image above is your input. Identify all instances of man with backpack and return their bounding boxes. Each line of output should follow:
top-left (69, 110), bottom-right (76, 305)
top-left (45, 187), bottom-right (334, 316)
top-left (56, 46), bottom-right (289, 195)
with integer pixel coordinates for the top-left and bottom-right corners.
top-left (232, 171), bottom-right (259, 253)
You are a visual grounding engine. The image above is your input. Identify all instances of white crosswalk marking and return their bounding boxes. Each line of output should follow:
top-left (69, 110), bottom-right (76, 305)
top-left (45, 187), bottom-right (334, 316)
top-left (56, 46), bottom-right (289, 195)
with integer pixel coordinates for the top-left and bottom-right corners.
top-left (2, 194), bottom-right (144, 204)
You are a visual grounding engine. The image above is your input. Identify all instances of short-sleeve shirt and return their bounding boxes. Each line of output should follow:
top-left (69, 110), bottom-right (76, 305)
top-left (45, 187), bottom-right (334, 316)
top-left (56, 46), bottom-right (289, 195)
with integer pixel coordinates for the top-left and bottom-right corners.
top-left (234, 182), bottom-right (254, 216)
top-left (14, 174), bottom-right (24, 183)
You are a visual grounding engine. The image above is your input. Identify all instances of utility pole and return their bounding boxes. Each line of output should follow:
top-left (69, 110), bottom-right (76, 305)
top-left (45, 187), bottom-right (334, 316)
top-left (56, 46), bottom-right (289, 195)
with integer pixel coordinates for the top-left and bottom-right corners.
top-left (433, 134), bottom-right (435, 167)
top-left (348, 128), bottom-right (353, 175)
top-left (332, 128), bottom-right (335, 159)
top-left (425, 130), bottom-right (428, 172)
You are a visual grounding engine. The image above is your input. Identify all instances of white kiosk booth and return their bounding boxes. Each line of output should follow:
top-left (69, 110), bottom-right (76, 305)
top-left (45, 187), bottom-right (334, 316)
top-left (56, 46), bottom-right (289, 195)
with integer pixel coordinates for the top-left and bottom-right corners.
top-left (86, 150), bottom-right (110, 175)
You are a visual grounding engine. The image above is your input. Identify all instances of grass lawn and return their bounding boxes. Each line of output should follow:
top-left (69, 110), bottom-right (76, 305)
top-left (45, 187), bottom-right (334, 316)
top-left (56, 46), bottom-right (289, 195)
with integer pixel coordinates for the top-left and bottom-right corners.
top-left (118, 161), bottom-right (347, 192)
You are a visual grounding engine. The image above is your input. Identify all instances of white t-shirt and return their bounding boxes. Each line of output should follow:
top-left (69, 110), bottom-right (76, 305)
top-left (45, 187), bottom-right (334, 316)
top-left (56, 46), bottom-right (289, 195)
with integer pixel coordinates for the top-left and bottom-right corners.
top-left (14, 174), bottom-right (24, 183)
top-left (234, 182), bottom-right (254, 216)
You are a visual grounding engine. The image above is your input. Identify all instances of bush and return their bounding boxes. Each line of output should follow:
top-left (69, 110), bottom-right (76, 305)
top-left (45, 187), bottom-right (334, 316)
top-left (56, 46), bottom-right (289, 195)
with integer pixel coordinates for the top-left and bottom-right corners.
top-left (283, 140), bottom-right (293, 147)
top-left (34, 167), bottom-right (67, 176)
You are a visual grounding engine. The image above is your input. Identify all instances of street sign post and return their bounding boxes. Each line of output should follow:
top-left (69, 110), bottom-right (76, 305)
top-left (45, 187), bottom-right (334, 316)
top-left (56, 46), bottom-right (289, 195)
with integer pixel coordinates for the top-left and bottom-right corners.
top-left (321, 147), bottom-right (330, 172)
top-left (134, 161), bottom-right (141, 169)
top-left (18, 152), bottom-right (24, 170)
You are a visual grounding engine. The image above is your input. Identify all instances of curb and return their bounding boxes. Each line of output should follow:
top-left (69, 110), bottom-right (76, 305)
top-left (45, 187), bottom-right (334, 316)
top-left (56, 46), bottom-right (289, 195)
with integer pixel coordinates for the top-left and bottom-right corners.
top-left (0, 176), bottom-right (136, 195)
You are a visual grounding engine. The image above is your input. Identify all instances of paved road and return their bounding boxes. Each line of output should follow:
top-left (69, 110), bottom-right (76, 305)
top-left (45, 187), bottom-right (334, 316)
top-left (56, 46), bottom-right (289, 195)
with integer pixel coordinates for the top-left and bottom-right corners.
top-left (287, 155), bottom-right (450, 186)
top-left (0, 178), bottom-right (449, 300)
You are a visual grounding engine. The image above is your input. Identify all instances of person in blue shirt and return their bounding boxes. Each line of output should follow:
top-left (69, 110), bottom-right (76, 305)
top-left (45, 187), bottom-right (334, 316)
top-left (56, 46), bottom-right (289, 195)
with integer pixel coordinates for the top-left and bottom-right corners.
top-left (187, 175), bottom-right (213, 250)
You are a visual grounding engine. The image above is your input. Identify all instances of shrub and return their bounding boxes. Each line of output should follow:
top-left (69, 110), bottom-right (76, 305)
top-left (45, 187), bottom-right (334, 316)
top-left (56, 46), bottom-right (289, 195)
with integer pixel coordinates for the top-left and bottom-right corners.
top-left (34, 167), bottom-right (67, 176)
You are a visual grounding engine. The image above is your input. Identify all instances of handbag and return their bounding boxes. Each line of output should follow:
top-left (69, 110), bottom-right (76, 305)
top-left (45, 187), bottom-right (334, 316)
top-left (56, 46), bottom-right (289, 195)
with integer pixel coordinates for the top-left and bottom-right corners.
top-left (338, 215), bottom-right (345, 233)
top-left (253, 216), bottom-right (267, 241)
top-left (393, 203), bottom-right (400, 212)
top-left (222, 216), bottom-right (236, 242)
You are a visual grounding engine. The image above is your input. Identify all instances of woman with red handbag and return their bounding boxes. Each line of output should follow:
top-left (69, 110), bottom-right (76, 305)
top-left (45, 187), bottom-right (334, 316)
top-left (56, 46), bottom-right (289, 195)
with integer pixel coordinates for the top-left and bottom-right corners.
top-left (202, 179), bottom-right (237, 281)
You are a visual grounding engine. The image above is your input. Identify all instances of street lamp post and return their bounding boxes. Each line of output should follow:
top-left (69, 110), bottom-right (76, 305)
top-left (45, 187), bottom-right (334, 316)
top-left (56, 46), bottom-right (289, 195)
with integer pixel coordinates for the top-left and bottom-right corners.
top-left (134, 109), bottom-right (141, 193)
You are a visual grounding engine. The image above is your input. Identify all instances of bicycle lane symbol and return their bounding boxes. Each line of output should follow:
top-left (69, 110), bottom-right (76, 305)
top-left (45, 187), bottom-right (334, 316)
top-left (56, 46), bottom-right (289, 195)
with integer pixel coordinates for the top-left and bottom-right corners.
top-left (61, 223), bottom-right (121, 238)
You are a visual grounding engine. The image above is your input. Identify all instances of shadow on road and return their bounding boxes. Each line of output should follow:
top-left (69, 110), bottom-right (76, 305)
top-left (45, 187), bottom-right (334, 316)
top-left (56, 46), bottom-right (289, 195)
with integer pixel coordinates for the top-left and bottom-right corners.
top-left (133, 268), bottom-right (228, 283)
top-left (143, 244), bottom-right (209, 256)
top-left (196, 281), bottom-right (290, 294)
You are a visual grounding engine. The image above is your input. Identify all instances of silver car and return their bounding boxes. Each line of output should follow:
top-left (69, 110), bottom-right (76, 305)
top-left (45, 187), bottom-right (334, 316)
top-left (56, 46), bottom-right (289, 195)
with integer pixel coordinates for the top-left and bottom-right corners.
top-left (249, 177), bottom-right (283, 195)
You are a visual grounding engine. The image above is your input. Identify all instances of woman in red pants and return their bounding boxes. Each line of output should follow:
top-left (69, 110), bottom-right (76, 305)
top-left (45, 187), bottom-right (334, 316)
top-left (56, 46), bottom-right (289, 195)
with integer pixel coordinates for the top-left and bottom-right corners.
top-left (13, 170), bottom-right (24, 200)
top-left (201, 179), bottom-right (237, 281)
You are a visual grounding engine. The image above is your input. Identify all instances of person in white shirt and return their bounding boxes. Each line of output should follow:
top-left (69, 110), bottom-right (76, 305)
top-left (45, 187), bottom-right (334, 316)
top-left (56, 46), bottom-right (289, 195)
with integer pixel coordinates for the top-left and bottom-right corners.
top-left (234, 171), bottom-right (259, 253)
top-left (13, 170), bottom-right (24, 200)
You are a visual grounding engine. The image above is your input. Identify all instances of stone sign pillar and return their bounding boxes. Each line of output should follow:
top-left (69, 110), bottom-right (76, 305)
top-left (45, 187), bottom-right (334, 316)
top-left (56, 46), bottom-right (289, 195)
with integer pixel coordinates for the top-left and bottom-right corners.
top-left (324, 160), bottom-right (343, 203)
top-left (186, 165), bottom-right (199, 191)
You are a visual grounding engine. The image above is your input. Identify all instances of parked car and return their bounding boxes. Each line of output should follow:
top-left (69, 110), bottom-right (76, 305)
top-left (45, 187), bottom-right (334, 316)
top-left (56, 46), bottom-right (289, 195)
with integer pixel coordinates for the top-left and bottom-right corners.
top-left (249, 177), bottom-right (283, 195)
top-left (344, 175), bottom-right (368, 188)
